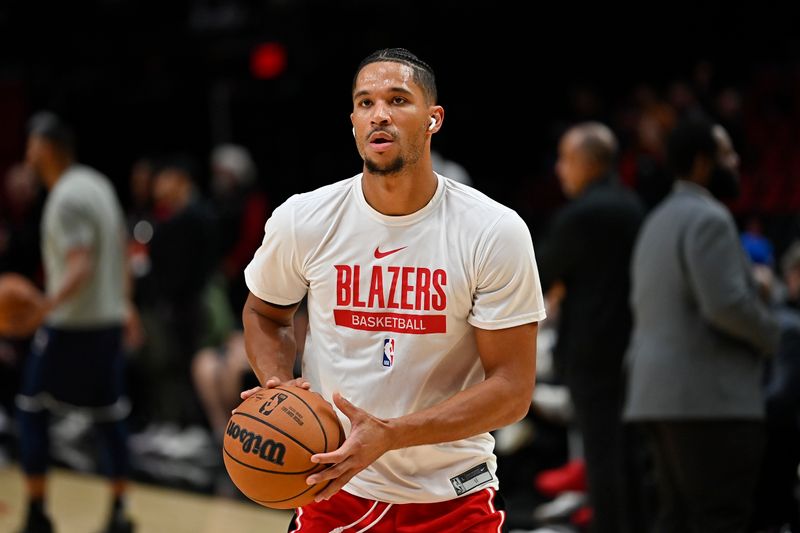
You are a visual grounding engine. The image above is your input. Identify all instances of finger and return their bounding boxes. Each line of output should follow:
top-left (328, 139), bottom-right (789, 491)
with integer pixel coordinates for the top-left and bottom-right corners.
top-left (314, 471), bottom-right (357, 502)
top-left (264, 377), bottom-right (283, 388)
top-left (310, 446), bottom-right (349, 465)
top-left (290, 378), bottom-right (311, 389)
top-left (306, 461), bottom-right (347, 485)
top-left (331, 392), bottom-right (359, 418)
top-left (239, 386), bottom-right (262, 400)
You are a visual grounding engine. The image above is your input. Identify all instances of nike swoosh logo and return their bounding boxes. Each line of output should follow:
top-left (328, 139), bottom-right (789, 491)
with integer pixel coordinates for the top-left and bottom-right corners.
top-left (374, 246), bottom-right (407, 259)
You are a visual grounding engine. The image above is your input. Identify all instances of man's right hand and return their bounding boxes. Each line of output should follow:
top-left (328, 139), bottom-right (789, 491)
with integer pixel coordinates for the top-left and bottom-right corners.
top-left (237, 376), bottom-right (312, 405)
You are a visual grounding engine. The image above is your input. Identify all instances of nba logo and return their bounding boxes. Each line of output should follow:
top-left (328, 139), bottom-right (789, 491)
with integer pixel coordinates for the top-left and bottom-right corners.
top-left (383, 338), bottom-right (395, 367)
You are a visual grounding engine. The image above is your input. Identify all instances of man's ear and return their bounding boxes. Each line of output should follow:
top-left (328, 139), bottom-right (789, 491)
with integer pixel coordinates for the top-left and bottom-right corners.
top-left (691, 154), bottom-right (714, 184)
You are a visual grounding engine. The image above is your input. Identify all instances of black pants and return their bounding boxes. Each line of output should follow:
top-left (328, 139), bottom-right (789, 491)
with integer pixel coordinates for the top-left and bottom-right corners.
top-left (643, 420), bottom-right (765, 533)
top-left (570, 385), bottom-right (631, 533)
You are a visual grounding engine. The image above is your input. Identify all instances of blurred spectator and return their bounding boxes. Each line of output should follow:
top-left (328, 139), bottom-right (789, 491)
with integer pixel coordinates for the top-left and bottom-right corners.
top-left (191, 330), bottom-right (255, 445)
top-left (124, 156), bottom-right (156, 300)
top-left (431, 149), bottom-right (472, 186)
top-left (0, 163), bottom-right (45, 427)
top-left (0, 162), bottom-right (45, 279)
top-left (625, 117), bottom-right (780, 532)
top-left (667, 80), bottom-right (705, 120)
top-left (133, 154), bottom-right (221, 429)
top-left (209, 143), bottom-right (269, 317)
top-left (617, 84), bottom-right (675, 211)
top-left (538, 122), bottom-right (645, 533)
top-left (15, 111), bottom-right (135, 533)
top-left (750, 241), bottom-right (800, 532)
top-left (740, 215), bottom-right (775, 269)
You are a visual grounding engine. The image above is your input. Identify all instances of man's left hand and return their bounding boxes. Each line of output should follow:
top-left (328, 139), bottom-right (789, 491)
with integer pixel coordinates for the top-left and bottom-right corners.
top-left (305, 392), bottom-right (393, 502)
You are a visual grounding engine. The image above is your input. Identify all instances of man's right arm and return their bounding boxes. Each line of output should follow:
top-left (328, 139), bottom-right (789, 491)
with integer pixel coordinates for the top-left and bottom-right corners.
top-left (685, 212), bottom-right (780, 356)
top-left (242, 292), bottom-right (301, 386)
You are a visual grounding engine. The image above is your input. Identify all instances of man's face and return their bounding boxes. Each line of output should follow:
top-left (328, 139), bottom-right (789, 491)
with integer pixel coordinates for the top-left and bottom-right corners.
top-left (712, 125), bottom-right (739, 175)
top-left (152, 168), bottom-right (188, 212)
top-left (351, 61), bottom-right (431, 176)
top-left (24, 134), bottom-right (48, 178)
top-left (556, 131), bottom-right (591, 199)
top-left (708, 125), bottom-right (740, 199)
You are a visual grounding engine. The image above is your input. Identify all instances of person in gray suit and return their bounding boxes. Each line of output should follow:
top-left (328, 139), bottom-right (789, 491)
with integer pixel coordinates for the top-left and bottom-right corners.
top-left (624, 116), bottom-right (780, 533)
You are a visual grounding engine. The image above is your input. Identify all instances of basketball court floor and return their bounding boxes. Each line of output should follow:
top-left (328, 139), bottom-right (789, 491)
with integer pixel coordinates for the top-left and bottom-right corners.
top-left (0, 464), bottom-right (293, 533)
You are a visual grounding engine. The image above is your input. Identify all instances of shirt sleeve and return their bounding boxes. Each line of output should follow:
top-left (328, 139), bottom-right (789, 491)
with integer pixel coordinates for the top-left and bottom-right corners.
top-left (468, 211), bottom-right (547, 330)
top-left (243, 198), bottom-right (309, 305)
top-left (53, 195), bottom-right (95, 253)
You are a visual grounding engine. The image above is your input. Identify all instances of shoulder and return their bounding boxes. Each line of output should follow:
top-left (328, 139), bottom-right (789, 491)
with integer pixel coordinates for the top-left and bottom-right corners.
top-left (441, 176), bottom-right (521, 226)
top-left (440, 177), bottom-right (532, 253)
top-left (267, 175), bottom-right (358, 238)
top-left (278, 175), bottom-right (356, 215)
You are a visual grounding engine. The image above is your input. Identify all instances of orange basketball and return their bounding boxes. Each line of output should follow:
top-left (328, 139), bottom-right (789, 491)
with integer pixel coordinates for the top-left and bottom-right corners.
top-left (0, 272), bottom-right (44, 337)
top-left (223, 385), bottom-right (345, 509)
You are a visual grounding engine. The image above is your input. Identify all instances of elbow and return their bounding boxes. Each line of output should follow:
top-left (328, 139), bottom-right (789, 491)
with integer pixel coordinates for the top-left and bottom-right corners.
top-left (501, 382), bottom-right (534, 426)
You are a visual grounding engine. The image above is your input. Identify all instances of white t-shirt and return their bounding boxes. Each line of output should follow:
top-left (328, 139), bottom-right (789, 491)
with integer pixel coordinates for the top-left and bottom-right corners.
top-left (244, 173), bottom-right (546, 503)
top-left (42, 164), bottom-right (127, 328)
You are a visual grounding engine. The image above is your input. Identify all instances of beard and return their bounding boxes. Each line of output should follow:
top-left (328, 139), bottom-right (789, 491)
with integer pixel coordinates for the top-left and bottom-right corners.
top-left (365, 155), bottom-right (405, 175)
top-left (708, 165), bottom-right (740, 200)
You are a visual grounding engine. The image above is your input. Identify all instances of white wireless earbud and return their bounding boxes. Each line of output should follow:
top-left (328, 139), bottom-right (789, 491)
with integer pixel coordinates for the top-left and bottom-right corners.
top-left (352, 127), bottom-right (355, 138)
top-left (428, 117), bottom-right (436, 131)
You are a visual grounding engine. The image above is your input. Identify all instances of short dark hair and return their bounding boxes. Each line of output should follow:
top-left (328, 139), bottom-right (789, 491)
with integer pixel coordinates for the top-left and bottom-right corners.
top-left (666, 116), bottom-right (716, 178)
top-left (27, 110), bottom-right (76, 155)
top-left (154, 152), bottom-right (201, 185)
top-left (353, 48), bottom-right (437, 103)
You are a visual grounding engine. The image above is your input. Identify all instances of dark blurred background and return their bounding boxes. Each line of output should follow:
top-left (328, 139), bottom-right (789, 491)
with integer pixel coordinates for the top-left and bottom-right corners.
top-left (2, 1), bottom-right (799, 241)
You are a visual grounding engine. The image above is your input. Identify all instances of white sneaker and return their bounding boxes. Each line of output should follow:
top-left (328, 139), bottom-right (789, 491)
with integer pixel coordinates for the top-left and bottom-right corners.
top-left (532, 491), bottom-right (586, 523)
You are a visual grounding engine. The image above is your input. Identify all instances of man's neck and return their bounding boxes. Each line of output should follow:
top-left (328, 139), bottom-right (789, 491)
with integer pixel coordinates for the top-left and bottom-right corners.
top-left (362, 167), bottom-right (438, 216)
top-left (43, 159), bottom-right (73, 190)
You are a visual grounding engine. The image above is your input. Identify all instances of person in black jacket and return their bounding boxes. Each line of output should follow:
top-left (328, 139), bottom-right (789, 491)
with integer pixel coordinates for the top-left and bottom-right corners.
top-left (539, 121), bottom-right (646, 533)
top-left (137, 155), bottom-right (220, 428)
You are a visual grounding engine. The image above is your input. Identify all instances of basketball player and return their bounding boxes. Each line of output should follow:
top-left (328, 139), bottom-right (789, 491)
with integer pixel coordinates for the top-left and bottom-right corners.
top-left (14, 112), bottom-right (135, 533)
top-left (242, 48), bottom-right (546, 532)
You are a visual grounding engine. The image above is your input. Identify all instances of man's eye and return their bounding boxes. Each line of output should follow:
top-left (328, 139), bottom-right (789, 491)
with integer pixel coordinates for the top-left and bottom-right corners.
top-left (359, 99), bottom-right (372, 107)
top-left (392, 97), bottom-right (407, 105)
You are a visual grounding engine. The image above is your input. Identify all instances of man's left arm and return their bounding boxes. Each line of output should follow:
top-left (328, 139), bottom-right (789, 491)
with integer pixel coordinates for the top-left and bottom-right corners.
top-left (307, 321), bottom-right (538, 501)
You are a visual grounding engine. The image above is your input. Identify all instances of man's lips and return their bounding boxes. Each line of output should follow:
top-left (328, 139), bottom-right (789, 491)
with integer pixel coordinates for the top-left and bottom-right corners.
top-left (369, 139), bottom-right (394, 152)
top-left (368, 132), bottom-right (395, 152)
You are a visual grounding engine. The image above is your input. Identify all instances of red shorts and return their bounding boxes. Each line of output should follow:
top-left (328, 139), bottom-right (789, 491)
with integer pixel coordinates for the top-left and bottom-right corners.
top-left (288, 488), bottom-right (506, 533)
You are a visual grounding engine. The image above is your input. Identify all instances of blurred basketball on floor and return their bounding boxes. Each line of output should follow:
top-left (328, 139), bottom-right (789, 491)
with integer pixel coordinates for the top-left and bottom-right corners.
top-left (0, 272), bottom-right (44, 337)
top-left (223, 385), bottom-right (345, 509)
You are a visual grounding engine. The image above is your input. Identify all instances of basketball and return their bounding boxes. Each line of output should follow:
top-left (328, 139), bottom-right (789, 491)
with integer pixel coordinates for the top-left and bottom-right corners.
top-left (0, 272), bottom-right (44, 337)
top-left (223, 385), bottom-right (345, 509)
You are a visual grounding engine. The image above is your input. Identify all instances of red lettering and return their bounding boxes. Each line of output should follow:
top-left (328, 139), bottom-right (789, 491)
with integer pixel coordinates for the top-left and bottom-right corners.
top-left (387, 266), bottom-right (401, 309)
top-left (368, 266), bottom-right (385, 308)
top-left (415, 267), bottom-right (431, 310)
top-left (432, 269), bottom-right (447, 311)
top-left (401, 267), bottom-right (415, 310)
top-left (352, 265), bottom-right (366, 307)
top-left (335, 265), bottom-right (352, 306)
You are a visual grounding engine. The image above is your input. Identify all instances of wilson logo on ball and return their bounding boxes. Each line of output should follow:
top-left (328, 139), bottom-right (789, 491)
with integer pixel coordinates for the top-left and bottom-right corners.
top-left (226, 420), bottom-right (286, 466)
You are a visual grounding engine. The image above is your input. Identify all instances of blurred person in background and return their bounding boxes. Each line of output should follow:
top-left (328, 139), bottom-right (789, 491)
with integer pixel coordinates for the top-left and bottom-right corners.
top-left (14, 111), bottom-right (136, 533)
top-left (209, 143), bottom-right (269, 317)
top-left (133, 154), bottom-right (220, 432)
top-left (0, 163), bottom-right (46, 446)
top-left (538, 121), bottom-right (645, 533)
top-left (750, 240), bottom-right (800, 532)
top-left (624, 116), bottom-right (780, 533)
top-left (0, 162), bottom-right (45, 280)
